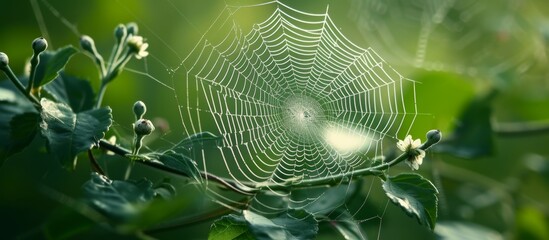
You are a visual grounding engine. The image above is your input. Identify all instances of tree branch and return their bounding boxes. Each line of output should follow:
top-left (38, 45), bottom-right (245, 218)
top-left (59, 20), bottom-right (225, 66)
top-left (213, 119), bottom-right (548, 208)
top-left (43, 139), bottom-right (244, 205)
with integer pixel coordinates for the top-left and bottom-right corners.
top-left (97, 139), bottom-right (256, 195)
top-left (97, 131), bottom-right (440, 194)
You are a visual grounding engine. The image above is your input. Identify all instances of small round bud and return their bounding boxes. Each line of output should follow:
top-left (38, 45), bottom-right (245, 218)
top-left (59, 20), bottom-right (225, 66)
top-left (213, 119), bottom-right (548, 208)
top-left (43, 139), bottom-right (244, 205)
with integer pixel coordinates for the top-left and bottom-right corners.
top-left (134, 119), bottom-right (155, 136)
top-left (114, 24), bottom-right (127, 42)
top-left (80, 35), bottom-right (97, 54)
top-left (32, 37), bottom-right (48, 54)
top-left (126, 22), bottom-right (139, 36)
top-left (420, 129), bottom-right (442, 150)
top-left (426, 129), bottom-right (442, 144)
top-left (133, 100), bottom-right (147, 119)
top-left (0, 52), bottom-right (8, 68)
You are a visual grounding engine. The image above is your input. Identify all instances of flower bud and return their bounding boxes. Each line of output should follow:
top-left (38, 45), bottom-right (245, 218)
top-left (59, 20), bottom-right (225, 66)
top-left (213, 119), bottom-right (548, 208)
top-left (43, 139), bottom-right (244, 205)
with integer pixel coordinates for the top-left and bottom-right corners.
top-left (0, 52), bottom-right (8, 69)
top-left (133, 100), bottom-right (147, 119)
top-left (421, 129), bottom-right (442, 150)
top-left (126, 22), bottom-right (139, 36)
top-left (426, 129), bottom-right (442, 144)
top-left (134, 119), bottom-right (155, 136)
top-left (32, 37), bottom-right (48, 54)
top-left (80, 35), bottom-right (97, 54)
top-left (114, 24), bottom-right (127, 42)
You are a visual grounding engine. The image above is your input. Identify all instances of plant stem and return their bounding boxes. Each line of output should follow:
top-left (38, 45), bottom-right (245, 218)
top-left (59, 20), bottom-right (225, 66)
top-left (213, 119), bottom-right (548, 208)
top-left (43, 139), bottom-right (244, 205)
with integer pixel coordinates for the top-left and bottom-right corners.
top-left (27, 54), bottom-right (40, 94)
top-left (87, 150), bottom-right (106, 175)
top-left (260, 140), bottom-right (435, 191)
top-left (97, 139), bottom-right (256, 195)
top-left (1, 65), bottom-right (41, 108)
top-left (98, 137), bottom-right (439, 195)
top-left (95, 81), bottom-right (108, 109)
top-left (96, 55), bottom-right (107, 78)
top-left (494, 120), bottom-right (549, 136)
top-left (95, 53), bottom-right (131, 108)
top-left (105, 52), bottom-right (131, 83)
top-left (124, 161), bottom-right (134, 180)
top-left (106, 37), bottom-right (125, 74)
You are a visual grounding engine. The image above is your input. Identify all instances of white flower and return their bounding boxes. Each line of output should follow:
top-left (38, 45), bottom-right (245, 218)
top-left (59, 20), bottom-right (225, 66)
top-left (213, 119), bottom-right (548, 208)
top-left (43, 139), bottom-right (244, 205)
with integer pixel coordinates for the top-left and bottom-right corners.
top-left (127, 35), bottom-right (149, 59)
top-left (397, 135), bottom-right (425, 170)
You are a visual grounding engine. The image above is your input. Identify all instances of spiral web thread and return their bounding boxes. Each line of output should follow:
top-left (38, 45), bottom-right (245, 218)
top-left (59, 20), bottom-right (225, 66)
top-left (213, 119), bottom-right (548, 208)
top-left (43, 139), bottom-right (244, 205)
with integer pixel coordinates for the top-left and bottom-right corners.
top-left (174, 0), bottom-right (419, 218)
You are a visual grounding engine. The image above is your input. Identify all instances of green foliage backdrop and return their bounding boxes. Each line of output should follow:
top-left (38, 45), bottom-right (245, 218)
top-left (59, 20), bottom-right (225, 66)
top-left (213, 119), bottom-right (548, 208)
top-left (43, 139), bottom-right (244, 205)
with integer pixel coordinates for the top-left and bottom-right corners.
top-left (1, 0), bottom-right (549, 239)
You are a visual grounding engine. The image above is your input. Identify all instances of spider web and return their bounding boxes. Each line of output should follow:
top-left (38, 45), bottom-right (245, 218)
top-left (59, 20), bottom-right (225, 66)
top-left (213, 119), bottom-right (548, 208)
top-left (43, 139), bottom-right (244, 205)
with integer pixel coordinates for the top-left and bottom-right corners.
top-left (31, 0), bottom-right (423, 237)
top-left (30, 0), bottom-right (549, 237)
top-left (172, 0), bottom-right (417, 221)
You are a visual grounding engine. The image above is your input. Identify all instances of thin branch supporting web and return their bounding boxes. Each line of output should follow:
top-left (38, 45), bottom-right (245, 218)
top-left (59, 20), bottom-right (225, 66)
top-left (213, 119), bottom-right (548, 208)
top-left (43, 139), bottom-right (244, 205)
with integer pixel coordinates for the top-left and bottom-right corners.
top-left (175, 0), bottom-right (418, 217)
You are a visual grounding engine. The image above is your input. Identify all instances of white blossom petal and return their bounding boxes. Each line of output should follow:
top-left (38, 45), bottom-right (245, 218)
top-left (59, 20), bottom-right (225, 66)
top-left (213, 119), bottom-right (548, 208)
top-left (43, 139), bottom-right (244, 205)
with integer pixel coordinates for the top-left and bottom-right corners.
top-left (397, 135), bottom-right (426, 170)
top-left (412, 138), bottom-right (422, 148)
top-left (406, 158), bottom-right (419, 170)
top-left (397, 135), bottom-right (413, 152)
top-left (417, 149), bottom-right (425, 160)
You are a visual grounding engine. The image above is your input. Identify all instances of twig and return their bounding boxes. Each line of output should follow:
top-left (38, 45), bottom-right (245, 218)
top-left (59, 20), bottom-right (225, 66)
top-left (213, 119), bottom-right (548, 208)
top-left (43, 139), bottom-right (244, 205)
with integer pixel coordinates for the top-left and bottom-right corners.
top-left (97, 139), bottom-right (256, 195)
top-left (98, 133), bottom-right (440, 194)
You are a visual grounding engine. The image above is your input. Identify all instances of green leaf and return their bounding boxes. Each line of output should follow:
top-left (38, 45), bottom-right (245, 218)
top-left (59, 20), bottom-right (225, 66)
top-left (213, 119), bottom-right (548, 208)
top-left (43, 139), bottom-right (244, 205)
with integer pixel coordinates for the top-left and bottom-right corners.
top-left (435, 221), bottom-right (503, 240)
top-left (1, 111), bottom-right (39, 164)
top-left (8, 112), bottom-right (40, 153)
top-left (245, 209), bottom-right (318, 240)
top-left (33, 46), bottom-right (78, 88)
top-left (153, 178), bottom-right (177, 200)
top-left (120, 186), bottom-right (194, 233)
top-left (434, 90), bottom-right (497, 158)
top-left (0, 82), bottom-right (37, 164)
top-left (328, 209), bottom-right (367, 240)
top-left (209, 214), bottom-right (254, 240)
top-left (44, 72), bottom-right (95, 112)
top-left (40, 98), bottom-right (112, 169)
top-left (291, 183), bottom-right (356, 216)
top-left (175, 131), bottom-right (221, 149)
top-left (83, 172), bottom-right (155, 223)
top-left (151, 150), bottom-right (201, 183)
top-left (210, 209), bottom-right (318, 240)
top-left (382, 173), bottom-right (438, 230)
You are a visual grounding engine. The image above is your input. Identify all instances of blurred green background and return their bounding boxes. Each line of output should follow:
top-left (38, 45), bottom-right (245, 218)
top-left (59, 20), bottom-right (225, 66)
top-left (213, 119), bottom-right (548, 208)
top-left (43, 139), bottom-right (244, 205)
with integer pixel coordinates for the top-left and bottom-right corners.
top-left (1, 0), bottom-right (549, 239)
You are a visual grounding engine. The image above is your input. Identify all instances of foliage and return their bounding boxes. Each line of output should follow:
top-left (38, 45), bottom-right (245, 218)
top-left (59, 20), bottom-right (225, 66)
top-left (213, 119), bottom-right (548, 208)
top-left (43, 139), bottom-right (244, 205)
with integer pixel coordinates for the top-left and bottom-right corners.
top-left (382, 173), bottom-right (438, 230)
top-left (32, 46), bottom-right (78, 89)
top-left (1, 1), bottom-right (549, 239)
top-left (40, 98), bottom-right (112, 169)
top-left (0, 23), bottom-right (441, 239)
top-left (83, 172), bottom-right (155, 223)
top-left (209, 209), bottom-right (318, 240)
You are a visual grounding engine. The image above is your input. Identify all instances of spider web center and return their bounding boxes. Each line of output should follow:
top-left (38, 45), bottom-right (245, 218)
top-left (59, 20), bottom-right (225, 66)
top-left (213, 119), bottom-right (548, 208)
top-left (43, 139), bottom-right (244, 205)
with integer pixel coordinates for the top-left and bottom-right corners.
top-left (282, 95), bottom-right (326, 143)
